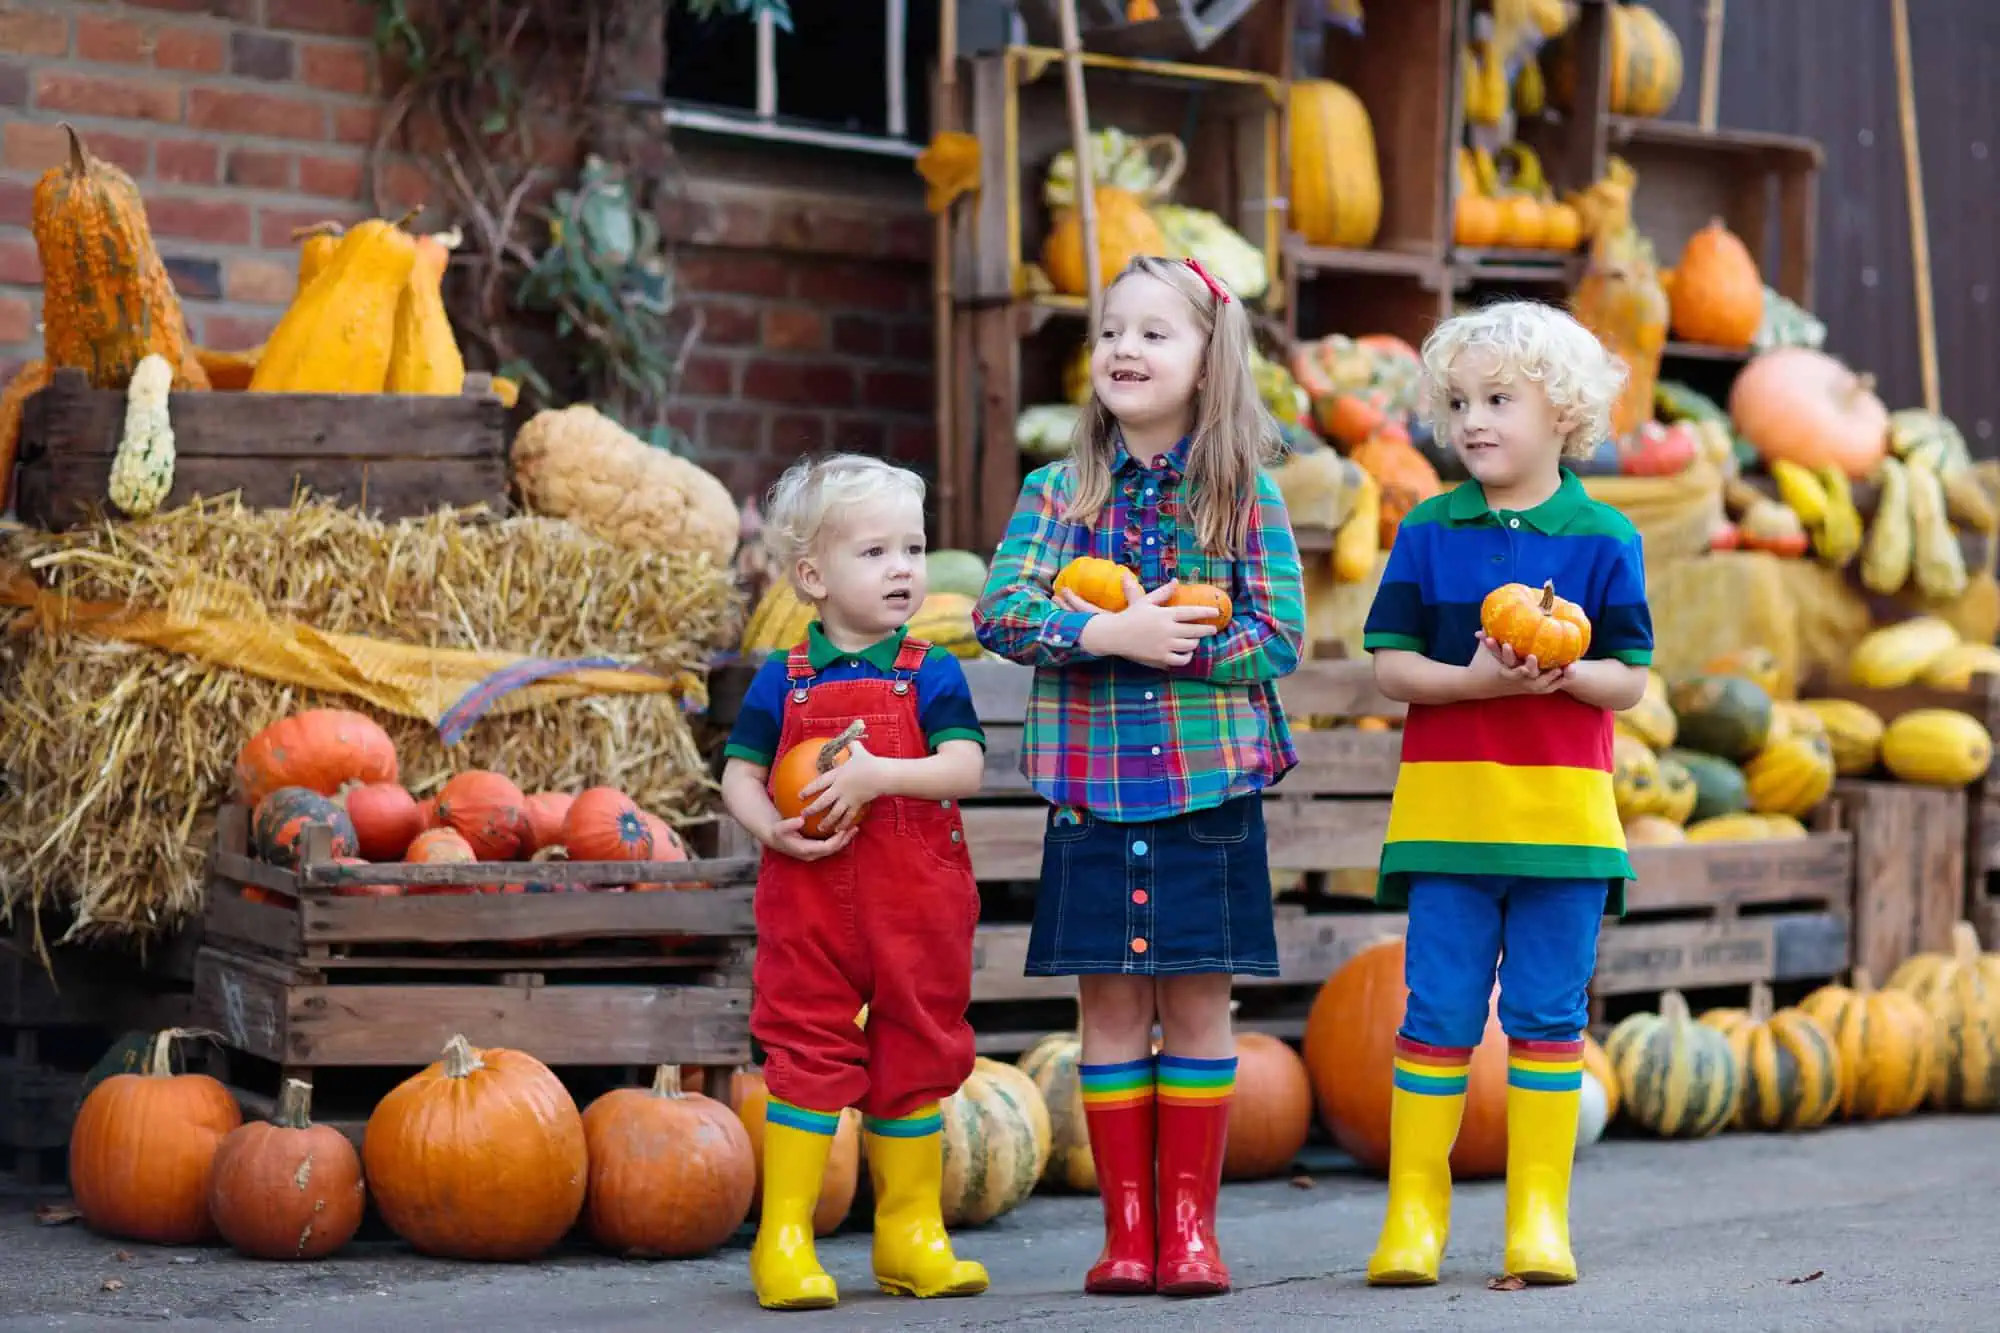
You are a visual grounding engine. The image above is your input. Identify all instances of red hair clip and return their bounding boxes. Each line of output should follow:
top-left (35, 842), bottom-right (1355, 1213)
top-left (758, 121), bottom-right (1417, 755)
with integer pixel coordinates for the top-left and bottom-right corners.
top-left (1184, 256), bottom-right (1231, 305)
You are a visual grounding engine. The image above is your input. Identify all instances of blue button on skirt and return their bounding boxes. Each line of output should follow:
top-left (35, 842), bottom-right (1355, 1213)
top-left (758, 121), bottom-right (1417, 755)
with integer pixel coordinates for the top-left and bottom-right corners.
top-left (1024, 795), bottom-right (1280, 978)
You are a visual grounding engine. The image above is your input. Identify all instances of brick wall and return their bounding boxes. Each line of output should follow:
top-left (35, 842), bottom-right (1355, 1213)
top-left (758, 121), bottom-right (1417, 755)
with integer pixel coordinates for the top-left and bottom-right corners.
top-left (0, 0), bottom-right (937, 506)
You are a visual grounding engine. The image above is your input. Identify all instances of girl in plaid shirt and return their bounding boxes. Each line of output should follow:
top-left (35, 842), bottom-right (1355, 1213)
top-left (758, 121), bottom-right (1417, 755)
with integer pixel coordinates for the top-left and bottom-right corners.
top-left (974, 255), bottom-right (1307, 1299)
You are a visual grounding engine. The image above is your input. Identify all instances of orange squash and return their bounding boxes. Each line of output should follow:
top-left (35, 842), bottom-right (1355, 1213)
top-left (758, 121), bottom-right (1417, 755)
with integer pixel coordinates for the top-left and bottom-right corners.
top-left (1222, 1032), bottom-right (1314, 1180)
top-left (1040, 187), bottom-right (1166, 297)
top-left (771, 719), bottom-right (870, 839)
top-left (1493, 195), bottom-right (1548, 249)
top-left (32, 125), bottom-right (204, 391)
top-left (1165, 582), bottom-right (1233, 628)
top-left (1052, 556), bottom-right (1134, 611)
top-left (208, 1078), bottom-right (366, 1261)
top-left (519, 791), bottom-right (574, 853)
top-left (1728, 347), bottom-right (1890, 479)
top-left (1481, 579), bottom-right (1592, 669)
top-left (234, 708), bottom-right (399, 808)
top-left (563, 786), bottom-right (654, 862)
top-left (337, 781), bottom-right (423, 861)
top-left (1349, 427), bottom-right (1442, 544)
top-left (0, 358), bottom-right (51, 512)
top-left (401, 826), bottom-right (479, 895)
top-left (1453, 194), bottom-right (1503, 249)
top-left (1669, 218), bottom-right (1763, 348)
top-left (434, 769), bottom-right (528, 860)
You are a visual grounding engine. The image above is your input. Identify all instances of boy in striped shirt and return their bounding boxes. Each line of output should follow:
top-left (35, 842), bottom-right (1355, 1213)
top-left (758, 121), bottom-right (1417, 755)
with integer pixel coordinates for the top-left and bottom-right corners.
top-left (1361, 302), bottom-right (1653, 1288)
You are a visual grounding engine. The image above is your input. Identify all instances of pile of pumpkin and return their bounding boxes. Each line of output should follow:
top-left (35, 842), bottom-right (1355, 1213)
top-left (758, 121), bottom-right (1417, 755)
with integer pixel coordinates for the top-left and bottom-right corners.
top-left (231, 709), bottom-right (701, 904)
top-left (1612, 643), bottom-right (1994, 848)
top-left (65, 1023), bottom-right (1062, 1261)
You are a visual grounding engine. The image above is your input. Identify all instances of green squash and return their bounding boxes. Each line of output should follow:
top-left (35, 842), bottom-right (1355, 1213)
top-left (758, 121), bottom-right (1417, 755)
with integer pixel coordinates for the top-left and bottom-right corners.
top-left (1662, 748), bottom-right (1751, 822)
top-left (1604, 990), bottom-right (1742, 1139)
top-left (926, 549), bottom-right (991, 599)
top-left (1654, 379), bottom-right (1728, 424)
top-left (1668, 673), bottom-right (1774, 762)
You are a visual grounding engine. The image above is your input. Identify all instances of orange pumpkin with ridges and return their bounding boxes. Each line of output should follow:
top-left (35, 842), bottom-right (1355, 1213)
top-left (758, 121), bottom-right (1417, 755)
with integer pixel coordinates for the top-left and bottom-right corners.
top-left (337, 780), bottom-right (423, 861)
top-left (1052, 556), bottom-right (1133, 612)
top-left (434, 769), bottom-right (528, 860)
top-left (563, 787), bottom-right (654, 862)
top-left (1165, 582), bottom-right (1233, 629)
top-left (402, 826), bottom-right (478, 895)
top-left (1480, 579), bottom-right (1592, 669)
top-left (208, 1078), bottom-right (365, 1260)
top-left (772, 719), bottom-right (871, 840)
top-left (235, 708), bottom-right (399, 807)
top-left (580, 1065), bottom-right (755, 1258)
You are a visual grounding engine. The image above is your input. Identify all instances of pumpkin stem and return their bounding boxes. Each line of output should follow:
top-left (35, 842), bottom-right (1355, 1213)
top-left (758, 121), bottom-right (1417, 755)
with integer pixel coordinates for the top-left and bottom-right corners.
top-left (1951, 920), bottom-right (1980, 963)
top-left (1659, 989), bottom-right (1691, 1025)
top-left (141, 1026), bottom-right (219, 1077)
top-left (818, 719), bottom-right (868, 773)
top-left (289, 221), bottom-right (346, 242)
top-left (62, 123), bottom-right (87, 176)
top-left (1851, 966), bottom-right (1876, 995)
top-left (1538, 580), bottom-right (1557, 612)
top-left (273, 1077), bottom-right (315, 1129)
top-left (1748, 980), bottom-right (1774, 1024)
top-left (440, 1034), bottom-right (484, 1079)
top-left (393, 206), bottom-right (423, 230)
top-left (531, 844), bottom-right (569, 863)
top-left (649, 1065), bottom-right (684, 1097)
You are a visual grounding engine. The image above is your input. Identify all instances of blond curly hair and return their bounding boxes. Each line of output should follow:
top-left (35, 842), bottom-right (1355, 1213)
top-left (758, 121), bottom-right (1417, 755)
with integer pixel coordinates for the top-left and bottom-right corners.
top-left (762, 453), bottom-right (926, 590)
top-left (1418, 300), bottom-right (1628, 459)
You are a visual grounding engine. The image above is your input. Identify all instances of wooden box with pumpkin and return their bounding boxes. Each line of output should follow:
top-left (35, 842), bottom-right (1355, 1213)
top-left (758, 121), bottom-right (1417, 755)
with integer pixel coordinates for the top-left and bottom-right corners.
top-left (12, 368), bottom-right (511, 534)
top-left (197, 798), bottom-right (756, 1085)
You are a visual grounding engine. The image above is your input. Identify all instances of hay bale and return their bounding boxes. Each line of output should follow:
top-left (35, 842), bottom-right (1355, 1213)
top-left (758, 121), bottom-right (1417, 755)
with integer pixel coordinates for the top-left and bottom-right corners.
top-left (0, 495), bottom-right (743, 940)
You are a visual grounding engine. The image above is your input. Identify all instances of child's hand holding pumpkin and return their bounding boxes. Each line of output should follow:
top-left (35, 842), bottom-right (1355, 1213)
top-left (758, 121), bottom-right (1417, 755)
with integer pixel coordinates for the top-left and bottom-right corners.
top-left (1470, 632), bottom-right (1573, 696)
top-left (800, 739), bottom-right (891, 833)
top-left (1063, 570), bottom-right (1219, 668)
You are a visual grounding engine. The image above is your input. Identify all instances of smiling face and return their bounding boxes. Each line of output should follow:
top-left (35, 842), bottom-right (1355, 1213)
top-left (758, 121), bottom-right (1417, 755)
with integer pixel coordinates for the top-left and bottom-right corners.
top-left (796, 490), bottom-right (928, 642)
top-left (1090, 272), bottom-right (1205, 440)
top-left (1443, 351), bottom-right (1565, 493)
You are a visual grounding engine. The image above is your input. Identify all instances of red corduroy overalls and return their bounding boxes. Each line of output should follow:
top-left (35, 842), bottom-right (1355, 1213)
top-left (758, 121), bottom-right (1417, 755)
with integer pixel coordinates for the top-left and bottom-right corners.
top-left (750, 636), bottom-right (980, 1121)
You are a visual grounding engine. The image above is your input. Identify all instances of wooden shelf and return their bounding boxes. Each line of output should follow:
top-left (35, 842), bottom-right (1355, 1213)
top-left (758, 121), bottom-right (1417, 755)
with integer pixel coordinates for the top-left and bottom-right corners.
top-left (1606, 117), bottom-right (1824, 167)
top-left (1449, 248), bottom-right (1583, 288)
top-left (1286, 236), bottom-right (1441, 283)
top-left (1663, 339), bottom-right (1754, 363)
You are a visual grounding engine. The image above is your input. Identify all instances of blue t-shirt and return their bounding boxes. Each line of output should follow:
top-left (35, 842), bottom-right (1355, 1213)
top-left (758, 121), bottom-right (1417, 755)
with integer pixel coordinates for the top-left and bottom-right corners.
top-left (723, 621), bottom-right (986, 766)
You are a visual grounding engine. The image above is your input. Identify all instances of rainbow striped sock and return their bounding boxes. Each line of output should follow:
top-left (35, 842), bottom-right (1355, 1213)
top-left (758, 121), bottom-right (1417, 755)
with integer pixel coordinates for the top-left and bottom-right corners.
top-left (863, 1103), bottom-right (944, 1138)
top-left (1391, 1037), bottom-right (1473, 1097)
top-left (1156, 1053), bottom-right (1236, 1107)
top-left (1079, 1056), bottom-right (1157, 1112)
top-left (1507, 1038), bottom-right (1585, 1093)
top-left (766, 1098), bottom-right (843, 1136)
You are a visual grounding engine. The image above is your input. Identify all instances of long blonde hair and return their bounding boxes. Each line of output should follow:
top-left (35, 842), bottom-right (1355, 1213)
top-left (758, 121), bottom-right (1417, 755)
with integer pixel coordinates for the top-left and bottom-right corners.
top-left (1064, 256), bottom-right (1278, 556)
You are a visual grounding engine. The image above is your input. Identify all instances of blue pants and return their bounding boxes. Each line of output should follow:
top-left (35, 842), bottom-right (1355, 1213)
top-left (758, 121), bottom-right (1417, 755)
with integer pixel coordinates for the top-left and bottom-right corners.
top-left (1399, 874), bottom-right (1608, 1049)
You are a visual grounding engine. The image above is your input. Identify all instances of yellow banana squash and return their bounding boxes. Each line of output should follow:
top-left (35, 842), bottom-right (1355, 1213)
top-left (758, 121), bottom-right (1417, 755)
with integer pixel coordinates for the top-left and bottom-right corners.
top-left (386, 227), bottom-right (466, 395)
top-left (293, 221), bottom-right (345, 294)
top-left (250, 214), bottom-right (420, 393)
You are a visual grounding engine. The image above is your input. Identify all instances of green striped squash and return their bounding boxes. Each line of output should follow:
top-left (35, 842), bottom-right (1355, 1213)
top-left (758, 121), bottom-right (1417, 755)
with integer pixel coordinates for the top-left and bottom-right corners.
top-left (1016, 1030), bottom-right (1094, 1192)
top-left (1604, 990), bottom-right (1740, 1138)
top-left (1884, 922), bottom-right (2000, 1111)
top-left (937, 1058), bottom-right (1052, 1226)
top-left (1698, 982), bottom-right (1842, 1131)
top-left (1667, 674), bottom-right (1774, 763)
top-left (1798, 971), bottom-right (1934, 1120)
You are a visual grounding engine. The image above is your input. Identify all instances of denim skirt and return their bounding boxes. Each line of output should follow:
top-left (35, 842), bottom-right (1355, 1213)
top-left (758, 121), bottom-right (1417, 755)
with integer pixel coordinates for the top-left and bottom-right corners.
top-left (1024, 796), bottom-right (1279, 978)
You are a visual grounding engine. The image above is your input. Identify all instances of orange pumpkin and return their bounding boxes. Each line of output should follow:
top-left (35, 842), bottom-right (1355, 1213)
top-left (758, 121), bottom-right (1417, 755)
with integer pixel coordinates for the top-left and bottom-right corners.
top-left (235, 708), bottom-right (399, 807)
top-left (1349, 427), bottom-right (1442, 544)
top-left (337, 781), bottom-right (423, 861)
top-left (1493, 195), bottom-right (1547, 249)
top-left (208, 1078), bottom-right (365, 1261)
top-left (330, 854), bottom-right (401, 898)
top-left (1165, 581), bottom-right (1233, 629)
top-left (1302, 938), bottom-right (1512, 1177)
top-left (69, 1028), bottom-right (244, 1244)
top-left (1452, 194), bottom-right (1503, 249)
top-left (1542, 202), bottom-right (1584, 252)
top-left (1040, 187), bottom-right (1167, 298)
top-left (563, 787), bottom-right (654, 862)
top-left (519, 791), bottom-right (573, 853)
top-left (1052, 556), bottom-right (1133, 612)
top-left (1222, 1032), bottom-right (1314, 1180)
top-left (1669, 218), bottom-right (1763, 347)
top-left (362, 1034), bottom-right (588, 1261)
top-left (580, 1066), bottom-right (756, 1258)
top-left (771, 719), bottom-right (870, 839)
top-left (402, 826), bottom-right (479, 895)
top-left (1728, 347), bottom-right (1890, 479)
top-left (713, 1065), bottom-right (862, 1235)
top-left (434, 769), bottom-right (528, 860)
top-left (1481, 579), bottom-right (1592, 669)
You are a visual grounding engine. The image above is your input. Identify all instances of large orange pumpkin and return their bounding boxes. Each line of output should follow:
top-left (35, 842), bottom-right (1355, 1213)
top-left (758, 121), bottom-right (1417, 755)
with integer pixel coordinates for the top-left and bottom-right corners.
top-left (235, 708), bottom-right (399, 807)
top-left (580, 1065), bottom-right (756, 1258)
top-left (771, 719), bottom-right (870, 839)
top-left (1302, 937), bottom-right (1512, 1177)
top-left (563, 787), bottom-right (654, 862)
top-left (1480, 579), bottom-right (1592, 669)
top-left (434, 769), bottom-right (529, 860)
top-left (69, 1028), bottom-right (244, 1244)
top-left (208, 1078), bottom-right (365, 1260)
top-left (1669, 218), bottom-right (1763, 348)
top-left (1223, 1032), bottom-right (1314, 1180)
top-left (1728, 347), bottom-right (1890, 479)
top-left (362, 1034), bottom-right (588, 1261)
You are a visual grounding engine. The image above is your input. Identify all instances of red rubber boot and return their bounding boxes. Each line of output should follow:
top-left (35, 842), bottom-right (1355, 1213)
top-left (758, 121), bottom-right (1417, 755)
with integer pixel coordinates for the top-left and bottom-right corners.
top-left (1155, 1095), bottom-right (1232, 1297)
top-left (1082, 1086), bottom-right (1156, 1293)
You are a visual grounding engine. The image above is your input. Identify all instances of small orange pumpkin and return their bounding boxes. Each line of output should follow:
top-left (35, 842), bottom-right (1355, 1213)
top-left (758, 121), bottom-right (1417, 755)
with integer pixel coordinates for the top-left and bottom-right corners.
top-left (519, 791), bottom-right (573, 853)
top-left (1453, 194), bottom-right (1503, 249)
top-left (771, 720), bottom-right (869, 840)
top-left (1542, 202), bottom-right (1584, 252)
top-left (563, 787), bottom-right (654, 862)
top-left (402, 826), bottom-right (479, 895)
top-left (1052, 556), bottom-right (1133, 612)
top-left (1493, 195), bottom-right (1547, 249)
top-left (1669, 217), bottom-right (1763, 348)
top-left (434, 769), bottom-right (528, 860)
top-left (1480, 579), bottom-right (1592, 669)
top-left (208, 1078), bottom-right (366, 1261)
top-left (580, 1065), bottom-right (756, 1258)
top-left (1165, 582), bottom-right (1233, 628)
top-left (337, 780), bottom-right (423, 861)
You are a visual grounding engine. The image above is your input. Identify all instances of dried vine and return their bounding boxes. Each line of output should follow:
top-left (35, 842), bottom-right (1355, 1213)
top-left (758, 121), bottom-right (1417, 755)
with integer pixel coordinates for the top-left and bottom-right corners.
top-left (365, 0), bottom-right (792, 442)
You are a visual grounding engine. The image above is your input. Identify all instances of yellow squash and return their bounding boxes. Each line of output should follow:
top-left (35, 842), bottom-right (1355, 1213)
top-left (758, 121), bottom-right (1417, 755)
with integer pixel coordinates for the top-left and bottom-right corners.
top-left (386, 227), bottom-right (466, 395)
top-left (1800, 698), bottom-right (1885, 775)
top-left (1846, 616), bottom-right (1960, 690)
top-left (1878, 709), bottom-right (1994, 787)
top-left (250, 214), bottom-right (421, 393)
top-left (1288, 80), bottom-right (1383, 250)
top-left (293, 221), bottom-right (346, 293)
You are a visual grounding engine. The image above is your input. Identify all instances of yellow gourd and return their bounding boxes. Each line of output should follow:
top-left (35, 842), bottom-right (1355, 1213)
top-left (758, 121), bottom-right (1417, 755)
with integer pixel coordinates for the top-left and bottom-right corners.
top-left (1288, 80), bottom-right (1383, 249)
top-left (1801, 698), bottom-right (1886, 775)
top-left (250, 214), bottom-right (421, 394)
top-left (1743, 733), bottom-right (1836, 819)
top-left (1859, 458), bottom-right (1913, 595)
top-left (386, 228), bottom-right (466, 396)
top-left (1906, 461), bottom-right (1968, 600)
top-left (1879, 710), bottom-right (1995, 788)
top-left (1813, 463), bottom-right (1865, 567)
top-left (1040, 188), bottom-right (1165, 298)
top-left (1332, 469), bottom-right (1381, 583)
top-left (1917, 642), bottom-right (2000, 691)
top-left (1846, 616), bottom-right (1961, 690)
top-left (293, 221), bottom-right (345, 295)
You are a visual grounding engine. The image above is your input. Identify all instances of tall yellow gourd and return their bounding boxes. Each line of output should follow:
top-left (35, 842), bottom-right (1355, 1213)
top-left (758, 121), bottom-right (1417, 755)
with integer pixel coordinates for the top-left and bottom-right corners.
top-left (292, 221), bottom-right (346, 295)
top-left (249, 214), bottom-right (420, 394)
top-left (1288, 80), bottom-right (1382, 249)
top-left (386, 227), bottom-right (466, 395)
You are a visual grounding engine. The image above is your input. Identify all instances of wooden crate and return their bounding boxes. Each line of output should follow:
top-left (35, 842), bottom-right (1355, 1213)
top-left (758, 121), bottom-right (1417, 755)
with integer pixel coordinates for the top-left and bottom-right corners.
top-left (1837, 778), bottom-right (1972, 982)
top-left (195, 806), bottom-right (756, 1090)
top-left (12, 368), bottom-right (510, 532)
top-left (707, 657), bottom-right (1857, 1052)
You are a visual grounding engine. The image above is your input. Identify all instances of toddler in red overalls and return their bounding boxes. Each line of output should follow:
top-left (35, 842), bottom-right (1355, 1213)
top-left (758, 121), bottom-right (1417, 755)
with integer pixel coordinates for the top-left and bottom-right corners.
top-left (720, 453), bottom-right (989, 1312)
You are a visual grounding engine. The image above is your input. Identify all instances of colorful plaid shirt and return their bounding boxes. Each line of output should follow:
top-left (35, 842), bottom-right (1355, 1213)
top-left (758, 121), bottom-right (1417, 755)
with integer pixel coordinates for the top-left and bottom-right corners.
top-left (972, 435), bottom-right (1306, 823)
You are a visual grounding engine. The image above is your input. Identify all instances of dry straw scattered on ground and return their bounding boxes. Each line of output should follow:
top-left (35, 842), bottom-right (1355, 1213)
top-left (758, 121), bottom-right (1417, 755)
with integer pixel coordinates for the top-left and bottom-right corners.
top-left (0, 495), bottom-right (743, 940)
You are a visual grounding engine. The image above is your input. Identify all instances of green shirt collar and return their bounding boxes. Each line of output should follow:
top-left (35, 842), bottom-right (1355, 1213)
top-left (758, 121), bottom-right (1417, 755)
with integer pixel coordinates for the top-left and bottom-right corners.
top-left (806, 621), bottom-right (913, 671)
top-left (1444, 466), bottom-right (1588, 534)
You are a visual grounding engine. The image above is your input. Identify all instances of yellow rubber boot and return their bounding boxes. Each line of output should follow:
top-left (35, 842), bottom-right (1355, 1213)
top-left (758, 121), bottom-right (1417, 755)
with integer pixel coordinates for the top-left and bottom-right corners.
top-left (864, 1107), bottom-right (989, 1299)
top-left (749, 1108), bottom-right (841, 1311)
top-left (1503, 1041), bottom-right (1583, 1284)
top-left (1366, 1043), bottom-right (1470, 1287)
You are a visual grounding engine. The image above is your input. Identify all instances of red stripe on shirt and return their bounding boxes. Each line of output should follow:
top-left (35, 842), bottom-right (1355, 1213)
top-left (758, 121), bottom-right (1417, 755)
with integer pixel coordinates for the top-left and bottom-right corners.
top-left (1397, 694), bottom-right (1614, 771)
